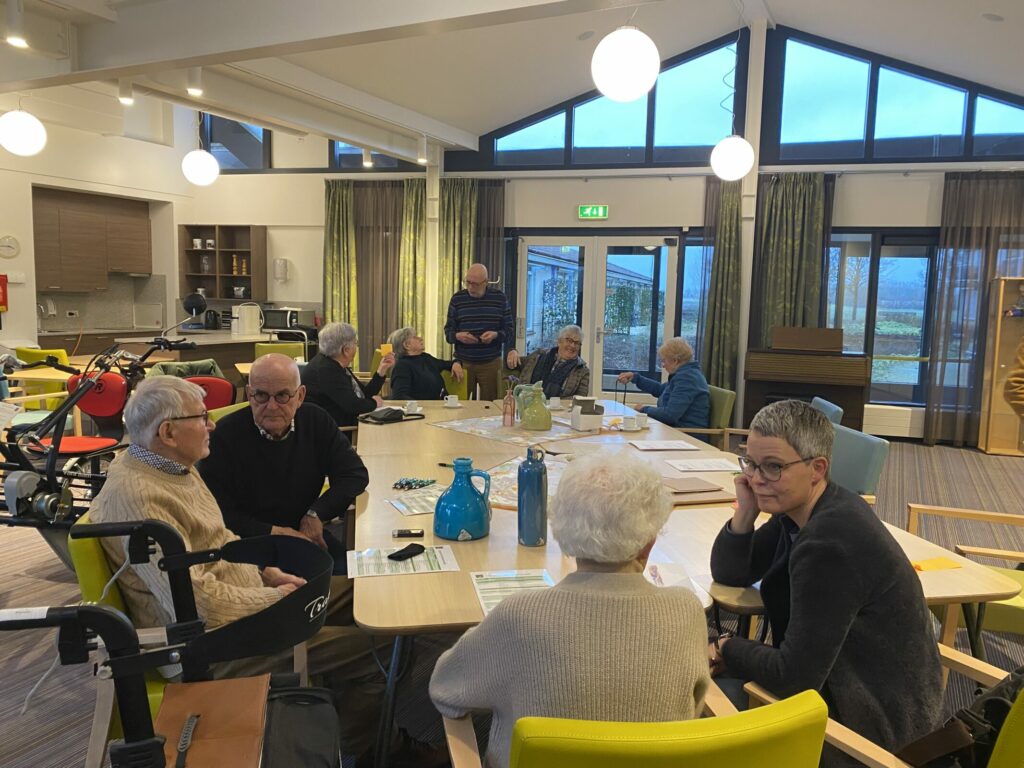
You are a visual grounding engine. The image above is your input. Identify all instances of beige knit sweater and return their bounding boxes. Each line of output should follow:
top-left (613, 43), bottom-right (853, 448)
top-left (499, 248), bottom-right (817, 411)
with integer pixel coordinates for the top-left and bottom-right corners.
top-left (90, 452), bottom-right (280, 629)
top-left (429, 571), bottom-right (710, 768)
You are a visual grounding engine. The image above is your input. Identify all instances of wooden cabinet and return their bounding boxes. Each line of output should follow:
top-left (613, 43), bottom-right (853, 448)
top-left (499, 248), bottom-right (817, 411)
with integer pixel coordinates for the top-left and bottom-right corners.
top-left (978, 277), bottom-right (1024, 455)
top-left (107, 216), bottom-right (152, 274)
top-left (32, 188), bottom-right (152, 292)
top-left (178, 224), bottom-right (267, 302)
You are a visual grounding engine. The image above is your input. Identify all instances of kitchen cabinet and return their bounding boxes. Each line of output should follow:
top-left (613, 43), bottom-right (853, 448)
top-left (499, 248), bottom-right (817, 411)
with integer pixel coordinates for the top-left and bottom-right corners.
top-left (107, 216), bottom-right (152, 274)
top-left (59, 210), bottom-right (108, 292)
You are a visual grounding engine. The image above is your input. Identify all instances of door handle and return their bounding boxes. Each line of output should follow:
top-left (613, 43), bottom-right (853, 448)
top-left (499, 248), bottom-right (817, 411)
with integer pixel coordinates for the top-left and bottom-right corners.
top-left (516, 317), bottom-right (525, 339)
top-left (595, 327), bottom-right (603, 343)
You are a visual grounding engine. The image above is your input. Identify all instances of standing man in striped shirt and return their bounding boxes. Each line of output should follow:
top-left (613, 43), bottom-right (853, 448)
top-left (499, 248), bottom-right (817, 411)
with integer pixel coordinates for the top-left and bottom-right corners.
top-left (445, 263), bottom-right (515, 401)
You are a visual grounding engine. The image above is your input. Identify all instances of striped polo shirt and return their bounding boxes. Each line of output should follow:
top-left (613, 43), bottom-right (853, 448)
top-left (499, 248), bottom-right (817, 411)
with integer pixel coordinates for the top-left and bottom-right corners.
top-left (444, 287), bottom-right (515, 363)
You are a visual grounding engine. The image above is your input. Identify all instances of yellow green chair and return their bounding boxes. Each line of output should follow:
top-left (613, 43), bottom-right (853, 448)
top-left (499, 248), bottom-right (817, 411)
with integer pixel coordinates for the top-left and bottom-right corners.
top-left (907, 503), bottom-right (1024, 658)
top-left (210, 401), bottom-right (250, 422)
top-left (15, 346), bottom-right (70, 410)
top-left (679, 384), bottom-right (737, 451)
top-left (254, 342), bottom-right (305, 361)
top-left (68, 512), bottom-right (165, 765)
top-left (442, 369), bottom-right (469, 400)
top-left (443, 690), bottom-right (827, 768)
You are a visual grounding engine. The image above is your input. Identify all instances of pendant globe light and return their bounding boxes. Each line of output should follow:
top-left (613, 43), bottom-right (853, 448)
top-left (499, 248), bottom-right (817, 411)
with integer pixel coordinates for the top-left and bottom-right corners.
top-left (590, 26), bottom-right (660, 103)
top-left (710, 134), bottom-right (754, 181)
top-left (181, 113), bottom-right (219, 185)
top-left (0, 109), bottom-right (47, 156)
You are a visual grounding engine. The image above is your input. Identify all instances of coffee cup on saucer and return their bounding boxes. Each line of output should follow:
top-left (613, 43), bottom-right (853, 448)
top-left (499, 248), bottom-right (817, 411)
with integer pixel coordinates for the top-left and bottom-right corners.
top-left (622, 415), bottom-right (638, 431)
top-left (405, 400), bottom-right (421, 414)
top-left (444, 395), bottom-right (460, 408)
top-left (636, 413), bottom-right (649, 428)
top-left (548, 396), bottom-right (561, 410)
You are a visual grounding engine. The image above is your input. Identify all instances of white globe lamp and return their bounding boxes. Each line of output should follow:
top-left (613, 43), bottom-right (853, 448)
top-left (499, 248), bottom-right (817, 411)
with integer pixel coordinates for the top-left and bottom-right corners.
top-left (710, 135), bottom-right (755, 181)
top-left (181, 149), bottom-right (220, 186)
top-left (590, 26), bottom-right (660, 103)
top-left (0, 110), bottom-right (47, 156)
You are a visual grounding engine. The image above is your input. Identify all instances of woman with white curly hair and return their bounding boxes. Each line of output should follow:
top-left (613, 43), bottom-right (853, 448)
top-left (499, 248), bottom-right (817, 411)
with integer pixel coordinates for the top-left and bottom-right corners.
top-left (429, 450), bottom-right (709, 768)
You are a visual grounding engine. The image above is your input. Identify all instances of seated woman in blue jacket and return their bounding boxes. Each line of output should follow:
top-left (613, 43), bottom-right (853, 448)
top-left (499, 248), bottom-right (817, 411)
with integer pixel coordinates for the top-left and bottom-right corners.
top-left (616, 337), bottom-right (710, 429)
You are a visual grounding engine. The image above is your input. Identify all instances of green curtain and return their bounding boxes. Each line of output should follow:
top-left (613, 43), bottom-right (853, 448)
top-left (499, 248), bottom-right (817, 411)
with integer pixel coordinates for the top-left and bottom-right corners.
top-left (323, 180), bottom-right (357, 328)
top-left (436, 177), bottom-right (478, 356)
top-left (700, 177), bottom-right (742, 390)
top-left (752, 173), bottom-right (827, 349)
top-left (397, 178), bottom-right (426, 332)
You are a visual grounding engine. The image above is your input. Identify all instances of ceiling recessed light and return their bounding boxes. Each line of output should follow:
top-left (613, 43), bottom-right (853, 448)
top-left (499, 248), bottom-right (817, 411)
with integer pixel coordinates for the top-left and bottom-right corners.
top-left (982, 12), bottom-right (1004, 22)
top-left (578, 30), bottom-right (594, 41)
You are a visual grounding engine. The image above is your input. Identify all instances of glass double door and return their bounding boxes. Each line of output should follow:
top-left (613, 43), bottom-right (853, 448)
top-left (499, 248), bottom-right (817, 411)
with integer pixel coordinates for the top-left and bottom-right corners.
top-left (516, 235), bottom-right (677, 393)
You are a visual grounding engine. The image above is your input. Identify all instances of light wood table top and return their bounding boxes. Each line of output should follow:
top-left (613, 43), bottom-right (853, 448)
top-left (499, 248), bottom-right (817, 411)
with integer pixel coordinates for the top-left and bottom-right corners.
top-left (7, 367), bottom-right (74, 383)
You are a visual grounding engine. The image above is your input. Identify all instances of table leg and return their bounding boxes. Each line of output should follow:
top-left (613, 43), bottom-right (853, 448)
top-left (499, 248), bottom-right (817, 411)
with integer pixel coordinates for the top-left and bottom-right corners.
top-left (374, 635), bottom-right (413, 768)
top-left (937, 604), bottom-right (959, 688)
top-left (961, 603), bottom-right (988, 662)
top-left (73, 406), bottom-right (82, 436)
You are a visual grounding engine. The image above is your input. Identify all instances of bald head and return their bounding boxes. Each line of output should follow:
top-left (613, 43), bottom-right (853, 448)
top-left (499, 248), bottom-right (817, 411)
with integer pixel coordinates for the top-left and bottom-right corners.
top-left (464, 263), bottom-right (489, 298)
top-left (247, 353), bottom-right (305, 437)
top-left (250, 353), bottom-right (301, 389)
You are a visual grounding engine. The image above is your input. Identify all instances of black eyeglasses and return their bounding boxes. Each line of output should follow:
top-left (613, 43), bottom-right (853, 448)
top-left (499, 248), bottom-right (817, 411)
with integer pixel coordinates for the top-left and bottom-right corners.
top-left (559, 337), bottom-right (583, 346)
top-left (166, 411), bottom-right (209, 426)
top-left (249, 389), bottom-right (299, 405)
top-left (737, 455), bottom-right (815, 482)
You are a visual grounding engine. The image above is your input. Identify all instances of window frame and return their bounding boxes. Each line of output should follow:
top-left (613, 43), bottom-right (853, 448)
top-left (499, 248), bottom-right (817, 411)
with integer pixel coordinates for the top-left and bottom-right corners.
top-left (673, 230), bottom-right (710, 342)
top-left (200, 113), bottom-right (273, 172)
top-left (824, 227), bottom-right (940, 406)
top-left (445, 30), bottom-right (750, 172)
top-left (326, 141), bottom-right (426, 173)
top-left (761, 26), bottom-right (1024, 165)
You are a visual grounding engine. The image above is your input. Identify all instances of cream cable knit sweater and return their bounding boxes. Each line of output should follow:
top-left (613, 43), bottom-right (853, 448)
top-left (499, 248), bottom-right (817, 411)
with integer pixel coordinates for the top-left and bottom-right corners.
top-left (429, 571), bottom-right (710, 768)
top-left (90, 452), bottom-right (280, 629)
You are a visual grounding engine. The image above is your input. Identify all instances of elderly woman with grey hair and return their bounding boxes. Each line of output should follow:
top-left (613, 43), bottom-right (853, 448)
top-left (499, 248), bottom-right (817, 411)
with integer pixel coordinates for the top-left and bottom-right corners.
top-left (505, 324), bottom-right (591, 398)
top-left (430, 450), bottom-right (710, 768)
top-left (617, 336), bottom-right (709, 428)
top-left (388, 326), bottom-right (464, 400)
top-left (300, 321), bottom-right (395, 428)
top-left (709, 400), bottom-right (942, 765)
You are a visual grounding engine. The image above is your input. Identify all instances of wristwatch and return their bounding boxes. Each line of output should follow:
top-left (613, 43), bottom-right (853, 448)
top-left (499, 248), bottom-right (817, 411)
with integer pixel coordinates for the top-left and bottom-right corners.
top-left (305, 510), bottom-right (320, 521)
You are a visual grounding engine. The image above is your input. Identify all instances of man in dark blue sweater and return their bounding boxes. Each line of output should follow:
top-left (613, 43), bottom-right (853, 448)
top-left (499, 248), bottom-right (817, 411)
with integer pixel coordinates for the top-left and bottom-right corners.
top-left (444, 262), bottom-right (514, 400)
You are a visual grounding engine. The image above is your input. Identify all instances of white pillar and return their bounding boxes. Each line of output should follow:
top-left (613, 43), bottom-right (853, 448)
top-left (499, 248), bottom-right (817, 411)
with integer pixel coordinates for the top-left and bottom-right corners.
top-left (423, 145), bottom-right (441, 354)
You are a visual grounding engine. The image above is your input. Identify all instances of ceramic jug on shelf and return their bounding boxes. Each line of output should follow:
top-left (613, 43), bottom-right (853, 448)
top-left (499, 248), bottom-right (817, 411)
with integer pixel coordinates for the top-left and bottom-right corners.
top-left (434, 457), bottom-right (492, 541)
top-left (513, 382), bottom-right (551, 430)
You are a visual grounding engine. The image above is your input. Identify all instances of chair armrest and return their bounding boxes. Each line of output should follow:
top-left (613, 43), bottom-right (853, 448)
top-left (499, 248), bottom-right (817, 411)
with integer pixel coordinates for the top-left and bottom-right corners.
top-left (442, 716), bottom-right (482, 768)
top-left (937, 644), bottom-right (1008, 687)
top-left (907, 503), bottom-right (1024, 535)
top-left (338, 426), bottom-right (358, 434)
top-left (743, 682), bottom-right (912, 768)
top-left (702, 680), bottom-right (739, 716)
top-left (136, 627), bottom-right (168, 647)
top-left (954, 544), bottom-right (1024, 564)
top-left (5, 390), bottom-right (71, 405)
top-left (678, 428), bottom-right (724, 435)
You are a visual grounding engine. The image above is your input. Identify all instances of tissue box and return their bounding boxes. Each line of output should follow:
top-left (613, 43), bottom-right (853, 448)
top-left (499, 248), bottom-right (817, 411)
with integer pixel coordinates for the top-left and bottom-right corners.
top-left (570, 410), bottom-right (603, 431)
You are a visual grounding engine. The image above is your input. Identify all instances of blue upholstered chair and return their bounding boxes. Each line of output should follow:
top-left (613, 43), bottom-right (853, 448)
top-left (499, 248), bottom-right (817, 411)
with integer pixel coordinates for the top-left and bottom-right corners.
top-left (810, 397), bottom-right (844, 425)
top-left (829, 423), bottom-right (889, 496)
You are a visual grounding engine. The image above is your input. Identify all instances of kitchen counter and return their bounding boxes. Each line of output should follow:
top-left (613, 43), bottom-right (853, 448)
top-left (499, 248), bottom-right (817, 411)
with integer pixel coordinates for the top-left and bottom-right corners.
top-left (39, 328), bottom-right (161, 336)
top-left (113, 331), bottom-right (272, 346)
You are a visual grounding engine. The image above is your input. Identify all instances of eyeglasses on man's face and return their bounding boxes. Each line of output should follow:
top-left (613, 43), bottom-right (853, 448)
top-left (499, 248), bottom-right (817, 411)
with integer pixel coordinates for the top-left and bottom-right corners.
top-left (737, 455), bottom-right (815, 482)
top-left (249, 389), bottom-right (300, 405)
top-left (166, 410), bottom-right (209, 426)
top-left (464, 278), bottom-right (487, 288)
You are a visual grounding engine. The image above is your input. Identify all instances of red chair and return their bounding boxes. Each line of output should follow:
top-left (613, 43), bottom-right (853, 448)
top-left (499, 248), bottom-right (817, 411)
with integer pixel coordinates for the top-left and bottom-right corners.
top-left (185, 376), bottom-right (235, 410)
top-left (33, 372), bottom-right (127, 454)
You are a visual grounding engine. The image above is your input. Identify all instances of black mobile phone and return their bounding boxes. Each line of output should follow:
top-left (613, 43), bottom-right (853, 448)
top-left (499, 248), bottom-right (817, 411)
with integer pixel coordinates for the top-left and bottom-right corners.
top-left (388, 543), bottom-right (425, 561)
top-left (392, 528), bottom-right (424, 538)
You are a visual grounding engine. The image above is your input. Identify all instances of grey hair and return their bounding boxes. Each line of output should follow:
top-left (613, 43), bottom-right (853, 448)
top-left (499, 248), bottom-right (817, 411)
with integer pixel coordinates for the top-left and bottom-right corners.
top-left (557, 324), bottom-right (583, 342)
top-left (659, 337), bottom-right (693, 364)
top-left (750, 400), bottom-right (834, 462)
top-left (318, 322), bottom-right (357, 358)
top-left (550, 450), bottom-right (671, 563)
top-left (124, 376), bottom-right (205, 447)
top-left (389, 327), bottom-right (416, 357)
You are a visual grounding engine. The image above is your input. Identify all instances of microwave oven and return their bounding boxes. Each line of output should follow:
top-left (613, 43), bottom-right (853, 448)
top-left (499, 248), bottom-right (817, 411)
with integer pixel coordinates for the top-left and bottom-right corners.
top-left (262, 308), bottom-right (315, 330)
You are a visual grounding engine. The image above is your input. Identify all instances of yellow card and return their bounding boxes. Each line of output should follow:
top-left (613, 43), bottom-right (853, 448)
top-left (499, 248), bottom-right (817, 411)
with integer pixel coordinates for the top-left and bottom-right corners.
top-left (379, 343), bottom-right (393, 355)
top-left (911, 557), bottom-right (962, 572)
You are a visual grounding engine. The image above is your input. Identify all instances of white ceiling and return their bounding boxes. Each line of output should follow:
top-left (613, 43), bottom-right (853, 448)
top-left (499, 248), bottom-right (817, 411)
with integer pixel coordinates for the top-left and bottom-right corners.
top-left (2, 0), bottom-right (1022, 159)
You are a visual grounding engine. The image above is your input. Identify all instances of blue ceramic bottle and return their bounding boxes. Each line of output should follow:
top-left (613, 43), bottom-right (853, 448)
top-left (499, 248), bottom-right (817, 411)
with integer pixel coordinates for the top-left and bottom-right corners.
top-left (517, 446), bottom-right (547, 546)
top-left (434, 457), bottom-right (492, 541)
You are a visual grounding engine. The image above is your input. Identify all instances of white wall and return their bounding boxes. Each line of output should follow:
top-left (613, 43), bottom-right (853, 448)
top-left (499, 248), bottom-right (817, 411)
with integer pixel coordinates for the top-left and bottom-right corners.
top-left (272, 134), bottom-right (330, 169)
top-left (0, 103), bottom-right (196, 346)
top-left (832, 172), bottom-right (944, 227)
top-left (267, 227), bottom-right (324, 303)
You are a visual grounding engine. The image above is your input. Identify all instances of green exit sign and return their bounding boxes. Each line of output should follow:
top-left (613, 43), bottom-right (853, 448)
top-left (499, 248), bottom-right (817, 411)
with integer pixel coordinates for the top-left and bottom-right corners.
top-left (578, 204), bottom-right (609, 220)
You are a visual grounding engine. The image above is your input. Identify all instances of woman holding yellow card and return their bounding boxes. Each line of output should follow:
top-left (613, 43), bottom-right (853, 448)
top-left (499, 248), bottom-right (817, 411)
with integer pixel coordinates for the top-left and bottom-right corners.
top-left (301, 321), bottom-right (395, 430)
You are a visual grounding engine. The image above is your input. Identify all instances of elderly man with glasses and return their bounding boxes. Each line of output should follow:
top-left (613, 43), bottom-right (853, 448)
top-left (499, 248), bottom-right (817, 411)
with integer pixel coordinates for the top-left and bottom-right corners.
top-left (708, 399), bottom-right (942, 765)
top-left (199, 353), bottom-right (369, 574)
top-left (505, 324), bottom-right (590, 399)
top-left (444, 262), bottom-right (514, 401)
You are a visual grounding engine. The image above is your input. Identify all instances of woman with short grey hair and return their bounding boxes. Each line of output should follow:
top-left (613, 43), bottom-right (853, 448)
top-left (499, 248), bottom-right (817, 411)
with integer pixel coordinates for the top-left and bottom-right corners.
top-left (505, 323), bottom-right (590, 398)
top-left (300, 321), bottom-right (394, 428)
top-left (387, 326), bottom-right (464, 400)
top-left (431, 450), bottom-right (709, 768)
top-left (617, 336), bottom-right (710, 429)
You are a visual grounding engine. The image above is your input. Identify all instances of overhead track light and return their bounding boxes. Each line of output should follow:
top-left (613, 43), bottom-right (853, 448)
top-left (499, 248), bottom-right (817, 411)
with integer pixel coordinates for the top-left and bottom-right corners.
top-left (6, 0), bottom-right (28, 48)
top-left (118, 78), bottom-right (135, 106)
top-left (417, 136), bottom-right (428, 165)
top-left (186, 67), bottom-right (204, 97)
top-left (0, 109), bottom-right (47, 156)
top-left (362, 148), bottom-right (373, 168)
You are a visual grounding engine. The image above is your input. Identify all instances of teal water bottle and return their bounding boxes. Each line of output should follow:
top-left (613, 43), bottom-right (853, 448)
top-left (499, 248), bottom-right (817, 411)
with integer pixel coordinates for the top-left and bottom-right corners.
top-left (517, 446), bottom-right (547, 546)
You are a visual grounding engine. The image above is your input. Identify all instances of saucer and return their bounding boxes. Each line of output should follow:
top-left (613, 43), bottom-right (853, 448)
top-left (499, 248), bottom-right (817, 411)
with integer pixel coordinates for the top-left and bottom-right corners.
top-left (546, 405), bottom-right (565, 411)
top-left (405, 408), bottom-right (423, 415)
top-left (620, 426), bottom-right (643, 432)
top-left (443, 403), bottom-right (463, 409)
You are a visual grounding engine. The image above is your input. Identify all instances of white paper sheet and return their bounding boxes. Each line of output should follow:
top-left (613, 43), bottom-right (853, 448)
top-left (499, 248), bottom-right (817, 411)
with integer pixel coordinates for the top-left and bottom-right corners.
top-left (628, 440), bottom-right (700, 451)
top-left (471, 569), bottom-right (555, 615)
top-left (664, 457), bottom-right (739, 472)
top-left (387, 484), bottom-right (446, 516)
top-left (346, 545), bottom-right (460, 578)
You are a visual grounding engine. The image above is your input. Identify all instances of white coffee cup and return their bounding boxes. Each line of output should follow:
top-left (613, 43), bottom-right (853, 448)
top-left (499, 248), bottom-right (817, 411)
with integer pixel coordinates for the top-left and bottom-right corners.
top-left (192, 238), bottom-right (203, 249)
top-left (205, 239), bottom-right (215, 249)
top-left (636, 413), bottom-right (649, 428)
top-left (622, 415), bottom-right (638, 430)
top-left (548, 396), bottom-right (561, 409)
top-left (444, 395), bottom-right (459, 407)
top-left (405, 400), bottom-right (420, 413)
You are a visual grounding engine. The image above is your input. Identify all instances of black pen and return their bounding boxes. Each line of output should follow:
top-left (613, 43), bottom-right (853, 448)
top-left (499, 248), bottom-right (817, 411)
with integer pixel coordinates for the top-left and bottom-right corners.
top-left (438, 462), bottom-right (454, 468)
